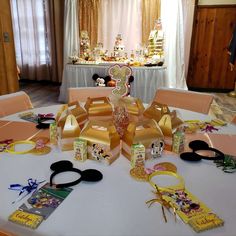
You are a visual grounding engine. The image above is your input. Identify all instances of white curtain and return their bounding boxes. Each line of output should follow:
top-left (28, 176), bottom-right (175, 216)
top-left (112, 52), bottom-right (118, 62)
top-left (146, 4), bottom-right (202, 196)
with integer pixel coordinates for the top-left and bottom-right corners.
top-left (161, 0), bottom-right (195, 89)
top-left (10, 0), bottom-right (51, 80)
top-left (63, 0), bottom-right (79, 65)
top-left (98, 0), bottom-right (142, 56)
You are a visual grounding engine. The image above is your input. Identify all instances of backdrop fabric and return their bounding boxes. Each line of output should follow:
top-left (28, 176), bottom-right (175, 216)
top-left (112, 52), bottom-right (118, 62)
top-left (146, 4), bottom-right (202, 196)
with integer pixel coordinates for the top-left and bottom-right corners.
top-left (63, 0), bottom-right (80, 65)
top-left (97, 0), bottom-right (142, 56)
top-left (161, 0), bottom-right (195, 89)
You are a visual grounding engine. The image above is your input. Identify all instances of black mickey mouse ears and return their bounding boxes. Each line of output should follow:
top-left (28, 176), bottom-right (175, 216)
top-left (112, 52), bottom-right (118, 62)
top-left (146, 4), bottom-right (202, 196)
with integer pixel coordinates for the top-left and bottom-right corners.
top-left (50, 160), bottom-right (103, 188)
top-left (180, 140), bottom-right (224, 162)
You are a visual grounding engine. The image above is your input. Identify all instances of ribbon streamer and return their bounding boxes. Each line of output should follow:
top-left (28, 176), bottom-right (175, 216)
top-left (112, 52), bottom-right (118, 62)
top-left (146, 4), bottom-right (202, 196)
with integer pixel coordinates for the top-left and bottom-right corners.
top-left (146, 184), bottom-right (177, 223)
top-left (0, 139), bottom-right (13, 152)
top-left (201, 124), bottom-right (218, 133)
top-left (38, 113), bottom-right (54, 119)
top-left (9, 178), bottom-right (45, 204)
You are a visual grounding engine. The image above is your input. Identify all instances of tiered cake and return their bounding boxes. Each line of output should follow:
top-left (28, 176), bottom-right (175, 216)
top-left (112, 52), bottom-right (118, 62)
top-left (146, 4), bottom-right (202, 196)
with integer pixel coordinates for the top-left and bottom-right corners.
top-left (114, 34), bottom-right (125, 58)
top-left (147, 19), bottom-right (164, 58)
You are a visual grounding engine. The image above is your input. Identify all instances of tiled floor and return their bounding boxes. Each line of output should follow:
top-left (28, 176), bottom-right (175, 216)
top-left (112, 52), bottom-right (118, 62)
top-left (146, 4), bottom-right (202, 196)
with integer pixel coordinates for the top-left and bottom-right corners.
top-left (20, 80), bottom-right (236, 122)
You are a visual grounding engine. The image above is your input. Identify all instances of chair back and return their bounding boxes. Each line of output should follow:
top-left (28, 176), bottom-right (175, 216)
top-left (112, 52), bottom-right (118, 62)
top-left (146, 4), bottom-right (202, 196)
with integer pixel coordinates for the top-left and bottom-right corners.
top-left (0, 230), bottom-right (17, 236)
top-left (0, 91), bottom-right (33, 117)
top-left (232, 115), bottom-right (236, 125)
top-left (68, 87), bottom-right (114, 103)
top-left (154, 88), bottom-right (214, 114)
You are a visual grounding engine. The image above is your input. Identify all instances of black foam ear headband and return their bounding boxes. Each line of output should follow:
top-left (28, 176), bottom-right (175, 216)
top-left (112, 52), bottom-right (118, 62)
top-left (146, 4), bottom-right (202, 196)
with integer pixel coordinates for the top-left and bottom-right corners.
top-left (180, 140), bottom-right (224, 162)
top-left (36, 117), bottom-right (55, 129)
top-left (50, 160), bottom-right (103, 188)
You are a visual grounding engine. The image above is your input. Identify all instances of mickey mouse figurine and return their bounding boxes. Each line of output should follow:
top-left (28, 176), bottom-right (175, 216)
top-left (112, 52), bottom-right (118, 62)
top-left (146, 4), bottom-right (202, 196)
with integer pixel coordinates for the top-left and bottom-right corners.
top-left (92, 73), bottom-right (134, 95)
top-left (92, 74), bottom-right (112, 87)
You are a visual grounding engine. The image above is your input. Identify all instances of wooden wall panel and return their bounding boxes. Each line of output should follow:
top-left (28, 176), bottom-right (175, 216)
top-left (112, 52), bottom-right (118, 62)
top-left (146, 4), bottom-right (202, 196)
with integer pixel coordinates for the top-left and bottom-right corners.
top-left (187, 6), bottom-right (236, 90)
top-left (0, 0), bottom-right (19, 95)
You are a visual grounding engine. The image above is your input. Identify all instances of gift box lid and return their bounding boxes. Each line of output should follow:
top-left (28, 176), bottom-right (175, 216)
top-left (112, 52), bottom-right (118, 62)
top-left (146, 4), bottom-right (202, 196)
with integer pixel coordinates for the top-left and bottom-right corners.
top-left (123, 119), bottom-right (163, 147)
top-left (84, 97), bottom-right (113, 116)
top-left (79, 120), bottom-right (120, 147)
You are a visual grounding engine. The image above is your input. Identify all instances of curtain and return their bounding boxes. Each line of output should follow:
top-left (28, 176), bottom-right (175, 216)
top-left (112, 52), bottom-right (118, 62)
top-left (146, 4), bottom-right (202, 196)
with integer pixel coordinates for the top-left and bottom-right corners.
top-left (46, 0), bottom-right (64, 82)
top-left (63, 0), bottom-right (79, 65)
top-left (11, 0), bottom-right (50, 81)
top-left (98, 0), bottom-right (142, 56)
top-left (141, 0), bottom-right (161, 46)
top-left (11, 0), bottom-right (64, 82)
top-left (79, 0), bottom-right (100, 48)
top-left (182, 0), bottom-right (195, 78)
top-left (161, 0), bottom-right (188, 89)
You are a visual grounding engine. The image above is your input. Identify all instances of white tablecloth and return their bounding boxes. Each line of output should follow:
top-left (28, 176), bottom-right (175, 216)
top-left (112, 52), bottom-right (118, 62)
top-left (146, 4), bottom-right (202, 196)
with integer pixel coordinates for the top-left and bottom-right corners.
top-left (1, 105), bottom-right (236, 236)
top-left (59, 64), bottom-right (167, 103)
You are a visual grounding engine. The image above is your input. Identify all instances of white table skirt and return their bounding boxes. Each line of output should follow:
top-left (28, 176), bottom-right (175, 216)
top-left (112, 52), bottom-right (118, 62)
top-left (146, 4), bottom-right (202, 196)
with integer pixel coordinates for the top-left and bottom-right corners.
top-left (59, 64), bottom-right (167, 103)
top-left (1, 105), bottom-right (236, 236)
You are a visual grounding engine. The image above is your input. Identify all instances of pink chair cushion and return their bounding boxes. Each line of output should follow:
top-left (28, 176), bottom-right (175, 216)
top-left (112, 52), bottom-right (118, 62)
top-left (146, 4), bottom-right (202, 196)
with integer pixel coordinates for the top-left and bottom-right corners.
top-left (185, 133), bottom-right (236, 156)
top-left (68, 87), bottom-right (113, 103)
top-left (0, 91), bottom-right (33, 117)
top-left (154, 88), bottom-right (214, 114)
top-left (232, 115), bottom-right (236, 125)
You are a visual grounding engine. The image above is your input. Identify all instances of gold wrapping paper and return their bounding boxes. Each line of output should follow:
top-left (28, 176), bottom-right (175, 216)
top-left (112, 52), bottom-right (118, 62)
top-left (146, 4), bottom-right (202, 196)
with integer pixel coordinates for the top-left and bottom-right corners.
top-left (79, 120), bottom-right (120, 165)
top-left (55, 104), bottom-right (68, 124)
top-left (144, 101), bottom-right (183, 137)
top-left (110, 95), bottom-right (145, 122)
top-left (124, 97), bottom-right (145, 121)
top-left (122, 119), bottom-right (164, 160)
top-left (57, 102), bottom-right (88, 129)
top-left (143, 101), bottom-right (169, 121)
top-left (58, 114), bottom-right (81, 151)
top-left (84, 97), bottom-right (113, 121)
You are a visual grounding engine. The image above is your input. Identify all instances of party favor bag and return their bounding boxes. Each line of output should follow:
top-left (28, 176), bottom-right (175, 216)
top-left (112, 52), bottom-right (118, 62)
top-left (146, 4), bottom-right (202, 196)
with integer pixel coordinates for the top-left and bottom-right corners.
top-left (144, 102), bottom-right (183, 137)
top-left (79, 120), bottom-right (120, 165)
top-left (122, 97), bottom-right (145, 122)
top-left (122, 119), bottom-right (164, 160)
top-left (58, 114), bottom-right (81, 151)
top-left (56, 102), bottom-right (88, 129)
top-left (84, 97), bottom-right (113, 121)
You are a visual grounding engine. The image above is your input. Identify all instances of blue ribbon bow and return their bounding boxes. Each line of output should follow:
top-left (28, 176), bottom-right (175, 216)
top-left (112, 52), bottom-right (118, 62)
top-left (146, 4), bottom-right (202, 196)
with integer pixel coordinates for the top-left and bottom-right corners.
top-left (9, 178), bottom-right (45, 204)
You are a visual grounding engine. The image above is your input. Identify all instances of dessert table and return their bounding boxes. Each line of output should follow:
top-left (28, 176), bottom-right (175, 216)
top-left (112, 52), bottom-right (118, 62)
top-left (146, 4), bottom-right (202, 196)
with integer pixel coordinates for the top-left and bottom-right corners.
top-left (0, 105), bottom-right (236, 236)
top-left (59, 64), bottom-right (167, 103)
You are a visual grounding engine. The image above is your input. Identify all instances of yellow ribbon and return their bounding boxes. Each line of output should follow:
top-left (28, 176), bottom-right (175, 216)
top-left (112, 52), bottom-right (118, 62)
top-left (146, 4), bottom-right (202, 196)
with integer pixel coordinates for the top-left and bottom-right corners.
top-left (146, 171), bottom-right (185, 222)
top-left (5, 141), bottom-right (36, 154)
top-left (148, 170), bottom-right (185, 192)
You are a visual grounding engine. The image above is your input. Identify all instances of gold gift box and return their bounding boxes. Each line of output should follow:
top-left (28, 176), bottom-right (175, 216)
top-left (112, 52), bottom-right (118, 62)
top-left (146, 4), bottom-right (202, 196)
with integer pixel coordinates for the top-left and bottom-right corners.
top-left (56, 102), bottom-right (88, 130)
top-left (122, 119), bottom-right (164, 160)
top-left (79, 120), bottom-right (120, 165)
top-left (84, 97), bottom-right (113, 121)
top-left (58, 114), bottom-right (81, 151)
top-left (124, 97), bottom-right (145, 122)
top-left (143, 101), bottom-right (168, 121)
top-left (143, 101), bottom-right (183, 137)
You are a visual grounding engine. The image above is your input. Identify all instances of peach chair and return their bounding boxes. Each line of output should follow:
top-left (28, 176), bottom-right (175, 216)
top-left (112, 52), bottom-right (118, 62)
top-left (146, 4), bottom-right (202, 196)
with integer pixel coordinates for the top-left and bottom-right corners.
top-left (153, 88), bottom-right (214, 114)
top-left (0, 230), bottom-right (17, 236)
top-left (232, 115), bottom-right (236, 125)
top-left (68, 87), bottom-right (114, 103)
top-left (0, 91), bottom-right (33, 118)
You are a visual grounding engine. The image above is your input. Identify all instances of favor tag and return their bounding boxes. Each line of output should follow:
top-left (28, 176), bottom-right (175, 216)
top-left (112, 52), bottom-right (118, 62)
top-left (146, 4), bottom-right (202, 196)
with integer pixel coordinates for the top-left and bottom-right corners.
top-left (131, 144), bottom-right (145, 168)
top-left (161, 189), bottom-right (211, 224)
top-left (8, 210), bottom-right (43, 229)
top-left (188, 213), bottom-right (224, 233)
top-left (74, 138), bottom-right (87, 161)
top-left (50, 122), bottom-right (58, 144)
top-left (172, 130), bottom-right (185, 154)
